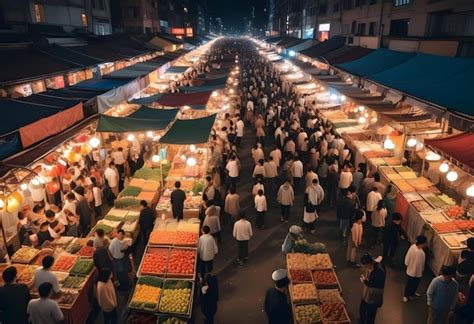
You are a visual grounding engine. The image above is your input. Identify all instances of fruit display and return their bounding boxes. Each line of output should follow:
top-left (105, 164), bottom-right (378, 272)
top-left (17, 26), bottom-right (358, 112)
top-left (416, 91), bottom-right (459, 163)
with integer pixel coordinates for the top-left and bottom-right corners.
top-left (442, 233), bottom-right (472, 249)
top-left (174, 231), bottom-right (198, 246)
top-left (142, 180), bottom-right (161, 192)
top-left (119, 186), bottom-right (143, 198)
top-left (287, 253), bottom-right (309, 269)
top-left (412, 200), bottom-right (434, 212)
top-left (423, 193), bottom-right (448, 209)
top-left (70, 258), bottom-right (94, 275)
top-left (317, 289), bottom-right (344, 303)
top-left (294, 304), bottom-right (320, 323)
top-left (90, 223), bottom-right (115, 235)
top-left (321, 303), bottom-right (350, 322)
top-left (311, 270), bottom-right (339, 289)
top-left (61, 275), bottom-right (87, 289)
top-left (445, 206), bottom-right (465, 219)
top-left (289, 269), bottom-right (312, 283)
top-left (115, 197), bottom-right (142, 210)
top-left (291, 283), bottom-right (318, 302)
top-left (127, 312), bottom-right (158, 324)
top-left (392, 179), bottom-right (415, 193)
top-left (16, 265), bottom-right (37, 286)
top-left (158, 316), bottom-right (187, 323)
top-left (11, 246), bottom-right (40, 263)
top-left (65, 238), bottom-right (89, 254)
top-left (33, 248), bottom-right (54, 265)
top-left (453, 220), bottom-right (474, 231)
top-left (137, 191), bottom-right (157, 204)
top-left (431, 222), bottom-right (461, 234)
top-left (76, 245), bottom-right (95, 258)
top-left (307, 253), bottom-right (332, 269)
top-left (150, 231), bottom-right (176, 245)
top-left (421, 211), bottom-right (449, 224)
top-left (54, 290), bottom-right (79, 306)
top-left (438, 194), bottom-right (456, 206)
top-left (130, 276), bottom-right (163, 310)
top-left (52, 254), bottom-right (77, 272)
top-left (159, 280), bottom-right (193, 315)
top-left (293, 239), bottom-right (326, 254)
top-left (167, 249), bottom-right (196, 277)
top-left (176, 222), bottom-right (200, 232)
top-left (140, 247), bottom-right (169, 276)
top-left (129, 178), bottom-right (147, 188)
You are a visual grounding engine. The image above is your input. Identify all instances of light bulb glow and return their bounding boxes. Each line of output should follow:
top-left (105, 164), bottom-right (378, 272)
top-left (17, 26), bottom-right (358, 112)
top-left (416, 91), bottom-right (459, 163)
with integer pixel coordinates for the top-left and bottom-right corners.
top-left (147, 131), bottom-right (154, 138)
top-left (0, 199), bottom-right (4, 209)
top-left (340, 95), bottom-right (346, 102)
top-left (20, 183), bottom-right (28, 191)
top-left (466, 184), bottom-right (474, 197)
top-left (212, 91), bottom-right (218, 98)
top-left (289, 50), bottom-right (296, 57)
top-left (190, 145), bottom-right (196, 152)
top-left (329, 94), bottom-right (338, 101)
top-left (383, 138), bottom-right (396, 150)
top-left (358, 106), bottom-right (365, 112)
top-left (447, 170), bottom-right (458, 182)
top-left (426, 151), bottom-right (441, 161)
top-left (407, 138), bottom-right (417, 147)
top-left (358, 116), bottom-right (366, 124)
top-left (439, 162), bottom-right (449, 173)
top-left (31, 178), bottom-right (40, 186)
top-left (152, 155), bottom-right (160, 163)
top-left (127, 134), bottom-right (135, 141)
top-left (186, 157), bottom-right (197, 166)
top-left (38, 177), bottom-right (46, 185)
top-left (89, 137), bottom-right (100, 148)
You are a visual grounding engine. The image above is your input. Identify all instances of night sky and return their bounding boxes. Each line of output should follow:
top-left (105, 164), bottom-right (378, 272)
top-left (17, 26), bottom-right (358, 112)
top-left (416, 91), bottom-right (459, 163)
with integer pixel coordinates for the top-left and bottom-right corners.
top-left (208, 0), bottom-right (268, 33)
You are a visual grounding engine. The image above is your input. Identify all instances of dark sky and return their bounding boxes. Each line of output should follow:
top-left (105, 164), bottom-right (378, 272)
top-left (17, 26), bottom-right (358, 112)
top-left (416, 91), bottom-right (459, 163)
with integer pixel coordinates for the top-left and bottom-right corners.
top-left (208, 0), bottom-right (268, 32)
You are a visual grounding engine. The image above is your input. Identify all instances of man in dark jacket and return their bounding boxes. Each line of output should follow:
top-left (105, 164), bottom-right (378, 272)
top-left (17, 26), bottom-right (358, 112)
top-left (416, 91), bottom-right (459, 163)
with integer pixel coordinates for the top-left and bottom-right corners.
top-left (0, 266), bottom-right (31, 324)
top-left (359, 253), bottom-right (385, 324)
top-left (171, 181), bottom-right (186, 220)
top-left (336, 186), bottom-right (356, 242)
top-left (264, 269), bottom-right (292, 324)
top-left (139, 200), bottom-right (155, 242)
top-left (74, 186), bottom-right (92, 234)
top-left (382, 213), bottom-right (405, 268)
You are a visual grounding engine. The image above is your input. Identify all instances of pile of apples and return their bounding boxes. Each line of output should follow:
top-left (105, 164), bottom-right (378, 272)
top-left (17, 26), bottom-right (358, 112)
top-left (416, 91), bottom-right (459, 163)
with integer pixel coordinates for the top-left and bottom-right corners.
top-left (159, 288), bottom-right (191, 314)
top-left (141, 248), bottom-right (169, 275)
top-left (167, 249), bottom-right (195, 275)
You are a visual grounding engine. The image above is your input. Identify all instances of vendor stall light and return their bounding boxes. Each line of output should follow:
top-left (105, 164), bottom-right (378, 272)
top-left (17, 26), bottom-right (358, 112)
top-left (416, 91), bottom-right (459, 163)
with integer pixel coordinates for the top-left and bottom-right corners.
top-left (358, 106), bottom-right (365, 112)
top-left (20, 183), bottom-right (28, 191)
top-left (364, 112), bottom-right (369, 118)
top-left (340, 95), bottom-right (346, 102)
top-left (31, 178), bottom-right (40, 186)
top-left (229, 89), bottom-right (234, 94)
top-left (127, 134), bottom-right (135, 142)
top-left (289, 50), bottom-right (296, 57)
top-left (383, 138), bottom-right (396, 150)
top-left (329, 94), bottom-right (338, 101)
top-left (0, 198), bottom-right (4, 210)
top-left (183, 105), bottom-right (191, 110)
top-left (181, 154), bottom-right (186, 161)
top-left (146, 131), bottom-right (154, 138)
top-left (466, 184), bottom-right (474, 197)
top-left (406, 138), bottom-right (418, 148)
top-left (152, 155), bottom-right (160, 163)
top-left (425, 151), bottom-right (441, 161)
top-left (186, 157), bottom-right (197, 167)
top-left (234, 82), bottom-right (238, 86)
top-left (302, 58), bottom-right (308, 63)
top-left (89, 137), bottom-right (100, 148)
top-left (212, 92), bottom-right (218, 98)
top-left (190, 145), bottom-right (196, 152)
top-left (347, 78), bottom-right (352, 83)
top-left (153, 135), bottom-right (161, 142)
top-left (439, 161), bottom-right (449, 173)
top-left (358, 116), bottom-right (366, 124)
top-left (370, 117), bottom-right (378, 124)
top-left (447, 170), bottom-right (458, 182)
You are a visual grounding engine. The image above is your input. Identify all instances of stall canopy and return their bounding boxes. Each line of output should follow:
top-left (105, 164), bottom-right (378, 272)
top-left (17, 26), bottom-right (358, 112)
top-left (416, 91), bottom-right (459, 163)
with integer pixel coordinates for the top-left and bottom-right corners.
top-left (276, 37), bottom-right (306, 48)
top-left (129, 94), bottom-right (164, 105)
top-left (96, 115), bottom-right (171, 132)
top-left (179, 84), bottom-right (225, 93)
top-left (300, 36), bottom-right (346, 59)
top-left (13, 95), bottom-right (81, 108)
top-left (153, 91), bottom-right (212, 106)
top-left (166, 66), bottom-right (191, 74)
top-left (38, 44), bottom-right (102, 67)
top-left (128, 106), bottom-right (179, 120)
top-left (337, 48), bottom-right (415, 76)
top-left (71, 78), bottom-right (131, 91)
top-left (103, 62), bottom-right (161, 79)
top-left (160, 114), bottom-right (217, 144)
top-left (425, 132), bottom-right (474, 171)
top-left (320, 45), bottom-right (373, 65)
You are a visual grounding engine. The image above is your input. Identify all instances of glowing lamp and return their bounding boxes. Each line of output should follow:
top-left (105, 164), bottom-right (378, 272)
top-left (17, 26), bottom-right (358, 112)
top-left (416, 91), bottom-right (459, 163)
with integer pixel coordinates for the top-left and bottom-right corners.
top-left (383, 138), bottom-right (396, 150)
top-left (439, 162), bottom-right (449, 173)
top-left (0, 197), bottom-right (4, 210)
top-left (426, 152), bottom-right (441, 161)
top-left (127, 134), bottom-right (135, 142)
top-left (20, 183), bottom-right (28, 191)
top-left (152, 155), bottom-right (160, 163)
top-left (31, 178), bottom-right (40, 186)
top-left (466, 184), bottom-right (474, 197)
top-left (289, 50), bottom-right (296, 57)
top-left (186, 157), bottom-right (197, 167)
top-left (407, 138), bottom-right (417, 148)
top-left (329, 94), bottom-right (338, 101)
top-left (340, 95), bottom-right (346, 102)
top-left (89, 137), bottom-right (100, 148)
top-left (447, 170), bottom-right (458, 182)
top-left (190, 145), bottom-right (196, 152)
top-left (358, 106), bottom-right (365, 112)
top-left (229, 89), bottom-right (234, 94)
top-left (147, 131), bottom-right (154, 138)
top-left (358, 116), bottom-right (366, 124)
top-left (7, 191), bottom-right (23, 213)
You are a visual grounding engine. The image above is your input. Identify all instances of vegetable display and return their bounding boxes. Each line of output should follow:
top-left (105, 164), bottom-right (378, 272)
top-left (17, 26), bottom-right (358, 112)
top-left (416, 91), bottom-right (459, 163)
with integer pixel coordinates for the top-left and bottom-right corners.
top-left (294, 304), bottom-right (320, 323)
top-left (62, 275), bottom-right (86, 289)
top-left (119, 186), bottom-right (143, 198)
top-left (11, 247), bottom-right (40, 263)
top-left (70, 258), bottom-right (94, 275)
top-left (291, 283), bottom-right (318, 302)
top-left (76, 246), bottom-right (94, 258)
top-left (52, 255), bottom-right (77, 272)
top-left (306, 253), bottom-right (332, 269)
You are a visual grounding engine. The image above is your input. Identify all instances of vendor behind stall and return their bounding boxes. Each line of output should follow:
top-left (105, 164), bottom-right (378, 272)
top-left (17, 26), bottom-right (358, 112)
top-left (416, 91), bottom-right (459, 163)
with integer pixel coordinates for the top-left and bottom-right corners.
top-left (33, 256), bottom-right (60, 294)
top-left (281, 225), bottom-right (326, 254)
top-left (264, 269), bottom-right (292, 324)
top-left (108, 229), bottom-right (131, 291)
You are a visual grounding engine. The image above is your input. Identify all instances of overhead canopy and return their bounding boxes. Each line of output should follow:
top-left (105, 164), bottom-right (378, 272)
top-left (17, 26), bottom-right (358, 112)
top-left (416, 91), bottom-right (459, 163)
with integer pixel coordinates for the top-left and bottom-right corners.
top-left (96, 115), bottom-right (171, 132)
top-left (71, 78), bottom-right (131, 91)
top-left (128, 106), bottom-right (179, 120)
top-left (276, 37), bottom-right (306, 48)
top-left (104, 62), bottom-right (161, 79)
top-left (13, 95), bottom-right (81, 109)
top-left (320, 45), bottom-right (373, 65)
top-left (300, 36), bottom-right (346, 59)
top-left (45, 88), bottom-right (103, 100)
top-left (129, 94), bottom-right (164, 105)
top-left (166, 66), bottom-right (190, 74)
top-left (153, 91), bottom-right (212, 107)
top-left (160, 114), bottom-right (217, 144)
top-left (179, 84), bottom-right (225, 93)
top-left (337, 48), bottom-right (415, 76)
top-left (425, 132), bottom-right (474, 171)
top-left (39, 44), bottom-right (102, 67)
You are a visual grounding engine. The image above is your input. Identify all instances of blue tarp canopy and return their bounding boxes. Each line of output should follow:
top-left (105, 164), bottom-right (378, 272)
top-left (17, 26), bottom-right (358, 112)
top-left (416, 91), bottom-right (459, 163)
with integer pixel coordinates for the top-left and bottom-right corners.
top-left (13, 94), bottom-right (81, 109)
top-left (103, 62), bottom-right (161, 79)
top-left (160, 114), bottom-right (217, 144)
top-left (128, 107), bottom-right (179, 120)
top-left (337, 48), bottom-right (415, 77)
top-left (39, 44), bottom-right (102, 67)
top-left (96, 115), bottom-right (171, 132)
top-left (166, 66), bottom-right (191, 74)
top-left (300, 36), bottom-right (346, 59)
top-left (202, 76), bottom-right (228, 86)
top-left (179, 84), bottom-right (225, 93)
top-left (46, 88), bottom-right (103, 100)
top-left (72, 78), bottom-right (130, 91)
top-left (129, 94), bottom-right (164, 105)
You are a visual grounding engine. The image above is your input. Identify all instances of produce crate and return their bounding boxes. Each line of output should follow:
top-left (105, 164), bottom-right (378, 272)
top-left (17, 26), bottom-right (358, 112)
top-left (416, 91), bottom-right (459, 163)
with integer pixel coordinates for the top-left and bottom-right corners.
top-left (129, 276), bottom-right (164, 313)
top-left (158, 280), bottom-right (194, 318)
top-left (16, 265), bottom-right (38, 288)
top-left (76, 245), bottom-right (95, 258)
top-left (64, 238), bottom-right (90, 254)
top-left (166, 247), bottom-right (197, 280)
top-left (11, 246), bottom-right (40, 264)
top-left (51, 254), bottom-right (78, 273)
top-left (70, 258), bottom-right (94, 275)
top-left (149, 230), bottom-right (176, 246)
top-left (126, 311), bottom-right (158, 324)
top-left (157, 315), bottom-right (188, 323)
top-left (320, 302), bottom-right (350, 323)
top-left (138, 247), bottom-right (170, 277)
top-left (317, 289), bottom-right (344, 303)
top-left (440, 232), bottom-right (471, 250)
top-left (311, 269), bottom-right (342, 292)
top-left (53, 289), bottom-right (79, 309)
top-left (307, 253), bottom-right (333, 270)
top-left (289, 269), bottom-right (313, 283)
top-left (32, 248), bottom-right (54, 266)
top-left (292, 302), bottom-right (322, 324)
top-left (61, 274), bottom-right (87, 290)
top-left (290, 283), bottom-right (318, 303)
top-left (173, 231), bottom-right (199, 247)
top-left (286, 253), bottom-right (309, 269)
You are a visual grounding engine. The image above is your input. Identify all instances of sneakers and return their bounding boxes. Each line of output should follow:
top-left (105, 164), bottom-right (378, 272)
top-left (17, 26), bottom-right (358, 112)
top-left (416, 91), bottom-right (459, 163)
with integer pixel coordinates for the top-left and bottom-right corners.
top-left (403, 297), bottom-right (409, 303)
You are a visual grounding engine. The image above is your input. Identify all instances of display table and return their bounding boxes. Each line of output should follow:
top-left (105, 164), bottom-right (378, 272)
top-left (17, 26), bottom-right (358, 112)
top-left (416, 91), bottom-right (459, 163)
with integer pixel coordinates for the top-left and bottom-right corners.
top-left (61, 269), bottom-right (96, 324)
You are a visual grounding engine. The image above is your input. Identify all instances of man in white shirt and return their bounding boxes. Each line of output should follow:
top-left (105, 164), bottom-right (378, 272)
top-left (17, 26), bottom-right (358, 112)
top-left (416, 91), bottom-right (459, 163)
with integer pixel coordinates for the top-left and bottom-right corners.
top-left (110, 147), bottom-right (125, 181)
top-left (197, 225), bottom-right (218, 277)
top-left (233, 212), bottom-right (253, 265)
top-left (291, 156), bottom-right (304, 192)
top-left (226, 155), bottom-right (240, 188)
top-left (108, 230), bottom-right (131, 290)
top-left (366, 187), bottom-right (382, 220)
top-left (33, 256), bottom-right (60, 294)
top-left (254, 190), bottom-right (267, 229)
top-left (264, 157), bottom-right (278, 194)
top-left (270, 145), bottom-right (282, 167)
top-left (403, 235), bottom-right (427, 302)
top-left (339, 164), bottom-right (353, 190)
top-left (27, 282), bottom-right (64, 324)
top-left (104, 162), bottom-right (119, 196)
top-left (235, 117), bottom-right (245, 148)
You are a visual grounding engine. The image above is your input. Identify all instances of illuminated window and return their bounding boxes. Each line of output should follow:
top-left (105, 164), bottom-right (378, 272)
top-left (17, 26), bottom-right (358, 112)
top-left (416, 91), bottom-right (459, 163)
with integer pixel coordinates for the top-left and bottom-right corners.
top-left (394, 0), bottom-right (410, 6)
top-left (34, 4), bottom-right (44, 23)
top-left (81, 13), bottom-right (88, 27)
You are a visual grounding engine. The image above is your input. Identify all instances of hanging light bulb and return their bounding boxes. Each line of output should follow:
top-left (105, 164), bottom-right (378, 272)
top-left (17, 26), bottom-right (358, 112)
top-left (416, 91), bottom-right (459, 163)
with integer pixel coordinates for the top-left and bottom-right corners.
top-left (383, 138), bottom-right (396, 150)
top-left (152, 154), bottom-right (160, 163)
top-left (229, 89), bottom-right (234, 94)
top-left (147, 131), bottom-right (154, 138)
top-left (127, 134), bottom-right (135, 141)
top-left (358, 116), bottom-right (366, 124)
top-left (426, 151), bottom-right (441, 161)
top-left (447, 170), bottom-right (458, 182)
top-left (190, 145), bottom-right (196, 152)
top-left (180, 154), bottom-right (186, 161)
top-left (20, 183), bottom-right (28, 191)
top-left (358, 106), bottom-right (365, 112)
top-left (89, 137), bottom-right (100, 148)
top-left (186, 157), bottom-right (197, 167)
top-left (439, 161), bottom-right (449, 173)
top-left (466, 184), bottom-right (474, 197)
top-left (407, 137), bottom-right (418, 148)
top-left (31, 178), bottom-right (40, 186)
top-left (340, 95), bottom-right (346, 102)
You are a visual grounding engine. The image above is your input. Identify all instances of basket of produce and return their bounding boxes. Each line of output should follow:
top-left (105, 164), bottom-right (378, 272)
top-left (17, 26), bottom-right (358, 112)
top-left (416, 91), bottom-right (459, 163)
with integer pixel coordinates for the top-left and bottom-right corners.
top-left (290, 283), bottom-right (318, 302)
top-left (453, 220), bottom-right (474, 232)
top-left (70, 258), bottom-right (94, 275)
top-left (139, 247), bottom-right (169, 277)
top-left (293, 303), bottom-right (321, 323)
top-left (61, 275), bottom-right (87, 289)
top-left (137, 191), bottom-right (157, 205)
top-left (142, 180), bottom-right (161, 192)
top-left (317, 289), bottom-right (344, 303)
top-left (16, 265), bottom-right (38, 287)
top-left (431, 222), bottom-right (461, 234)
top-left (149, 231), bottom-right (176, 246)
top-left (119, 186), bottom-right (143, 198)
top-left (11, 246), bottom-right (40, 264)
top-left (65, 238), bottom-right (89, 254)
top-left (128, 178), bottom-right (147, 188)
top-left (320, 302), bottom-right (350, 323)
top-left (33, 248), bottom-right (54, 265)
top-left (127, 312), bottom-right (158, 324)
top-left (157, 315), bottom-right (188, 323)
top-left (289, 269), bottom-right (313, 283)
top-left (52, 271), bottom-right (70, 284)
top-left (52, 254), bottom-right (78, 272)
top-left (287, 253), bottom-right (309, 269)
top-left (54, 290), bottom-right (79, 309)
top-left (311, 270), bottom-right (341, 291)
top-left (91, 222), bottom-right (116, 236)
top-left (133, 167), bottom-right (164, 182)
top-left (115, 197), bottom-right (142, 210)
top-left (176, 222), bottom-right (200, 232)
top-left (445, 206), bottom-right (465, 219)
top-left (129, 276), bottom-right (163, 312)
top-left (173, 231), bottom-right (199, 247)
top-left (166, 248), bottom-right (196, 279)
top-left (76, 245), bottom-right (95, 258)
top-left (159, 280), bottom-right (193, 317)
top-left (307, 253), bottom-right (333, 270)
top-left (125, 211), bottom-right (140, 222)
top-left (441, 233), bottom-right (471, 250)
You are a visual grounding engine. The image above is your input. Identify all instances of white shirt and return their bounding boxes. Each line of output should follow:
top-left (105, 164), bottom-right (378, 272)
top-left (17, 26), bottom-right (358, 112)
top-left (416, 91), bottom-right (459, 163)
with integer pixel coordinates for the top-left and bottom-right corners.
top-left (34, 268), bottom-right (60, 293)
top-left (246, 100), bottom-right (254, 111)
top-left (233, 219), bottom-right (253, 241)
top-left (226, 160), bottom-right (239, 177)
top-left (27, 298), bottom-right (64, 324)
top-left (254, 195), bottom-right (267, 212)
top-left (197, 234), bottom-right (218, 261)
top-left (291, 160), bottom-right (304, 178)
top-left (366, 191), bottom-right (382, 212)
top-left (405, 244), bottom-right (426, 278)
top-left (111, 151), bottom-right (125, 165)
top-left (93, 187), bottom-right (102, 207)
top-left (108, 237), bottom-right (128, 259)
top-left (339, 171), bottom-right (353, 189)
top-left (104, 167), bottom-right (118, 188)
top-left (270, 149), bottom-right (282, 166)
top-left (252, 148), bottom-right (264, 164)
top-left (264, 161), bottom-right (278, 178)
top-left (236, 120), bottom-right (244, 137)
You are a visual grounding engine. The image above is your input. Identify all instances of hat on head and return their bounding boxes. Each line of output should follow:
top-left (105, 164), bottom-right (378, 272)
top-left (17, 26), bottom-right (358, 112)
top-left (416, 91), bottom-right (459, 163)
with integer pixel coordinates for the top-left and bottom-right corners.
top-left (271, 269), bottom-right (288, 282)
top-left (289, 225), bottom-right (302, 235)
top-left (360, 252), bottom-right (375, 265)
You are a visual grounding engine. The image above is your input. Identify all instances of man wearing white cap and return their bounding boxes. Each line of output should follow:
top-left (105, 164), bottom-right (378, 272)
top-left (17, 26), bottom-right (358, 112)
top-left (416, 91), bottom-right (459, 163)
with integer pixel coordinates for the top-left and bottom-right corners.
top-left (264, 269), bottom-right (292, 324)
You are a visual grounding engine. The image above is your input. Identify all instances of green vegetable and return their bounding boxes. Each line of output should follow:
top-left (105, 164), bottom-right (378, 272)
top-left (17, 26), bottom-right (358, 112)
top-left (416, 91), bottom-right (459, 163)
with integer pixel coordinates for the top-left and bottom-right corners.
top-left (138, 276), bottom-right (164, 287)
top-left (114, 197), bottom-right (141, 209)
top-left (70, 259), bottom-right (94, 275)
top-left (119, 186), bottom-right (142, 198)
top-left (91, 223), bottom-right (115, 235)
top-left (133, 167), bottom-right (162, 182)
top-left (104, 214), bottom-right (123, 221)
top-left (62, 275), bottom-right (86, 289)
top-left (192, 180), bottom-right (204, 195)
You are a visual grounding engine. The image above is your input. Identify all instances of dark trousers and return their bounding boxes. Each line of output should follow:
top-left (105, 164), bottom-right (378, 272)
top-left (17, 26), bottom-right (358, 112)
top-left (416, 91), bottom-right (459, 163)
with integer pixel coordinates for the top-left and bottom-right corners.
top-left (280, 204), bottom-right (291, 220)
top-left (265, 177), bottom-right (277, 195)
top-left (103, 308), bottom-right (117, 324)
top-left (404, 275), bottom-right (421, 298)
top-left (359, 300), bottom-right (378, 324)
top-left (371, 226), bottom-right (382, 247)
top-left (199, 259), bottom-right (214, 277)
top-left (94, 205), bottom-right (102, 220)
top-left (236, 136), bottom-right (242, 148)
top-left (237, 240), bottom-right (249, 260)
top-left (383, 242), bottom-right (398, 258)
top-left (256, 211), bottom-right (265, 228)
top-left (228, 176), bottom-right (238, 189)
top-left (293, 177), bottom-right (302, 192)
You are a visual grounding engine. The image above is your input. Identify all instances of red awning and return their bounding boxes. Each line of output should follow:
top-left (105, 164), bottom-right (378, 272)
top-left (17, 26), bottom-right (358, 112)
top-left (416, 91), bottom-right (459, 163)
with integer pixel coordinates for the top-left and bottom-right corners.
top-left (154, 91), bottom-right (212, 107)
top-left (425, 132), bottom-right (474, 171)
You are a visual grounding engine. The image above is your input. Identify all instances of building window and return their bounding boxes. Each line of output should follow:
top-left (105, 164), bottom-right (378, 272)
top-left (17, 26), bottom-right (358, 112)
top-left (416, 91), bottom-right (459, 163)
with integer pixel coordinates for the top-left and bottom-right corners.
top-left (427, 11), bottom-right (474, 37)
top-left (370, 0), bottom-right (377, 4)
top-left (93, 0), bottom-right (105, 10)
top-left (390, 18), bottom-right (409, 36)
top-left (333, 2), bottom-right (340, 12)
top-left (358, 23), bottom-right (366, 35)
top-left (342, 23), bottom-right (350, 35)
top-left (81, 13), bottom-right (87, 27)
top-left (319, 3), bottom-right (327, 16)
top-left (368, 22), bottom-right (377, 35)
top-left (351, 21), bottom-right (357, 34)
top-left (34, 4), bottom-right (44, 23)
top-left (394, 0), bottom-right (410, 6)
top-left (343, 0), bottom-right (353, 10)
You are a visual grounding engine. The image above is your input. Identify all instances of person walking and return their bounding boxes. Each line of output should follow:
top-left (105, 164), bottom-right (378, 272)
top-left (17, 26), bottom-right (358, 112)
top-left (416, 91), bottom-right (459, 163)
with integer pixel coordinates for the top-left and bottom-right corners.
top-left (139, 200), bottom-right (155, 242)
top-left (264, 157), bottom-right (278, 194)
top-left (200, 273), bottom-right (219, 324)
top-left (254, 189), bottom-right (268, 229)
top-left (96, 269), bottom-right (117, 324)
top-left (108, 229), bottom-right (131, 291)
top-left (224, 187), bottom-right (241, 225)
top-left (233, 212), bottom-right (253, 265)
top-left (359, 253), bottom-right (385, 324)
top-left (426, 266), bottom-right (459, 324)
top-left (303, 178), bottom-right (324, 233)
top-left (403, 235), bottom-right (427, 302)
top-left (203, 204), bottom-right (222, 243)
top-left (382, 213), bottom-right (404, 267)
top-left (347, 211), bottom-right (364, 267)
top-left (291, 156), bottom-right (304, 193)
top-left (0, 266), bottom-right (31, 324)
top-left (264, 269), bottom-right (292, 324)
top-left (197, 225), bottom-right (218, 278)
top-left (370, 200), bottom-right (387, 248)
top-left (277, 180), bottom-right (294, 223)
top-left (366, 187), bottom-right (382, 223)
top-left (171, 181), bottom-right (186, 220)
top-left (226, 155), bottom-right (240, 188)
top-left (27, 282), bottom-right (64, 324)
